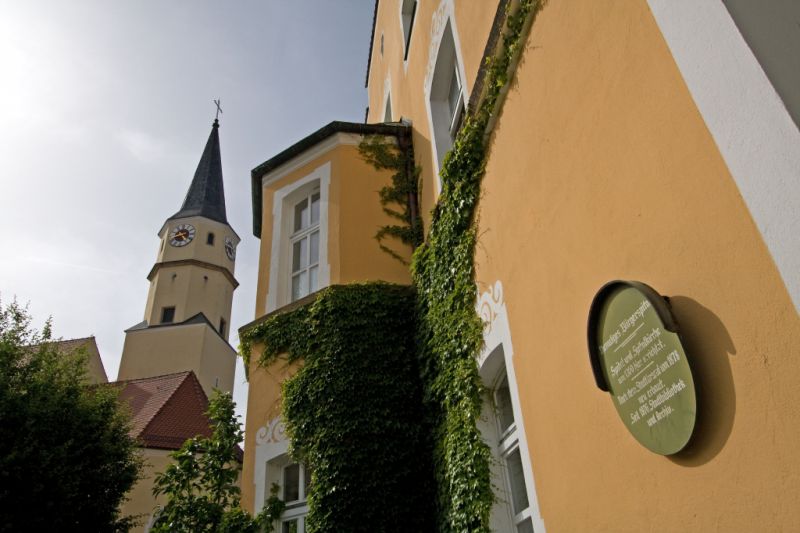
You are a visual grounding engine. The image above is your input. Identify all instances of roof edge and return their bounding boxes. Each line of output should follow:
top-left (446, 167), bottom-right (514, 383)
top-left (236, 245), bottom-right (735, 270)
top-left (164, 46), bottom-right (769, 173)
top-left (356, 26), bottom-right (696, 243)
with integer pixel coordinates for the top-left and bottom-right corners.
top-left (250, 120), bottom-right (410, 238)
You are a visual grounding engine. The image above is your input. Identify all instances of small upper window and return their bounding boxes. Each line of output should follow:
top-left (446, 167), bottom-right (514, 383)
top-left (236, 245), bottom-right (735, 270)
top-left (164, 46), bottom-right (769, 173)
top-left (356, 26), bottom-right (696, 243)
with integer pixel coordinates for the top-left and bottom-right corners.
top-left (290, 189), bottom-right (321, 302)
top-left (207, 232), bottom-right (215, 245)
top-left (219, 317), bottom-right (227, 337)
top-left (401, 0), bottom-right (417, 60)
top-left (161, 307), bottom-right (176, 324)
top-left (429, 20), bottom-right (465, 171)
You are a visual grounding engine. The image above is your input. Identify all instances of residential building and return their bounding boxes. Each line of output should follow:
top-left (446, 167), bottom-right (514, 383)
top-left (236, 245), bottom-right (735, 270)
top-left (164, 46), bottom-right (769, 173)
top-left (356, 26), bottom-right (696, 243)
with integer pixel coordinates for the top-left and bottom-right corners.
top-left (241, 1), bottom-right (800, 531)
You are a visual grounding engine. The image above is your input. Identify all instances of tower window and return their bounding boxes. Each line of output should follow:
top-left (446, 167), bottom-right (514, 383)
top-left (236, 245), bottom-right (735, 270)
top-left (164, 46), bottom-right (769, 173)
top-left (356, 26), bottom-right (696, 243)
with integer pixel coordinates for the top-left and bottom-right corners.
top-left (219, 317), bottom-right (226, 337)
top-left (161, 307), bottom-right (176, 324)
top-left (207, 232), bottom-right (215, 245)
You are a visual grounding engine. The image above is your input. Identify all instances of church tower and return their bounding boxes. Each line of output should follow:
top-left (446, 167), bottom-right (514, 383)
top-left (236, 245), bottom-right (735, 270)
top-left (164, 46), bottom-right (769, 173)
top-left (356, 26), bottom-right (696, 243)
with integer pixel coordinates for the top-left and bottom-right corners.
top-left (117, 118), bottom-right (240, 396)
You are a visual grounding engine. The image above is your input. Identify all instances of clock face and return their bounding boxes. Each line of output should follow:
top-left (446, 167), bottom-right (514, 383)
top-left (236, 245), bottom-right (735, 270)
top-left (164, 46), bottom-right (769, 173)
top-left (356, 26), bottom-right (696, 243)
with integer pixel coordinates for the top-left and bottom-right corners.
top-left (169, 224), bottom-right (196, 247)
top-left (224, 236), bottom-right (236, 260)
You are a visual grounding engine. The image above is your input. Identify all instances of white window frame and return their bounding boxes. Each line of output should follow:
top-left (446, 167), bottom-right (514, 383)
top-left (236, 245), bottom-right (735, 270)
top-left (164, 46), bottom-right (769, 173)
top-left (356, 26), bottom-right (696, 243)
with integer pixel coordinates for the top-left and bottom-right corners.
top-left (289, 188), bottom-right (321, 302)
top-left (399, 0), bottom-right (419, 65)
top-left (266, 163), bottom-right (331, 313)
top-left (477, 280), bottom-right (546, 532)
top-left (491, 365), bottom-right (535, 531)
top-left (280, 462), bottom-right (310, 533)
top-left (383, 72), bottom-right (393, 123)
top-left (424, 2), bottom-right (469, 194)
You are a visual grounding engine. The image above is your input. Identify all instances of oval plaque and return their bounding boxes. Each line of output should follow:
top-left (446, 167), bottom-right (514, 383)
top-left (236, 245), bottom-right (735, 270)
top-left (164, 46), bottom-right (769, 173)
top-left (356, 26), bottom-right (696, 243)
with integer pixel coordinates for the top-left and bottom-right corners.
top-left (587, 281), bottom-right (696, 455)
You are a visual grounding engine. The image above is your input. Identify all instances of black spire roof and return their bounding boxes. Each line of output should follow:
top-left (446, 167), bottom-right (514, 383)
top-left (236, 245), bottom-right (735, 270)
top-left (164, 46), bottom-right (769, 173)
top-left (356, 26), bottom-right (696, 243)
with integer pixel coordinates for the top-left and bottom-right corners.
top-left (169, 119), bottom-right (227, 225)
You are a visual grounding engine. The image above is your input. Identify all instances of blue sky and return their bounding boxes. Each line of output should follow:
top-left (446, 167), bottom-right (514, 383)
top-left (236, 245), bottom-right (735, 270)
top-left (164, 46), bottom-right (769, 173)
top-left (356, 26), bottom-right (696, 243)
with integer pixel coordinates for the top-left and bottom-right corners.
top-left (0, 1), bottom-right (375, 422)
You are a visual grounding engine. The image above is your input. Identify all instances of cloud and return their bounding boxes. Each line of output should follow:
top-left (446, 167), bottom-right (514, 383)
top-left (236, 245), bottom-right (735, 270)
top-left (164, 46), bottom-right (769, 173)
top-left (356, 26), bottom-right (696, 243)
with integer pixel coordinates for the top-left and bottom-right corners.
top-left (116, 128), bottom-right (168, 162)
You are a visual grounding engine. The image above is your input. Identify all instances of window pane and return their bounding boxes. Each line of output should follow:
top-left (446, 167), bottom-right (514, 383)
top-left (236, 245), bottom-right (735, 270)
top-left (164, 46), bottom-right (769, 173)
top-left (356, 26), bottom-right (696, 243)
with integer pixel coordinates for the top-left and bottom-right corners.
top-left (292, 238), bottom-right (308, 273)
top-left (284, 464), bottom-right (300, 502)
top-left (310, 192), bottom-right (320, 224)
top-left (309, 266), bottom-right (318, 293)
top-left (161, 307), bottom-right (175, 324)
top-left (496, 375), bottom-right (515, 434)
top-left (506, 448), bottom-right (529, 515)
top-left (309, 231), bottom-right (319, 265)
top-left (516, 517), bottom-right (534, 533)
top-left (282, 519), bottom-right (298, 533)
top-left (292, 272), bottom-right (308, 302)
top-left (448, 65), bottom-right (462, 120)
top-left (294, 198), bottom-right (308, 232)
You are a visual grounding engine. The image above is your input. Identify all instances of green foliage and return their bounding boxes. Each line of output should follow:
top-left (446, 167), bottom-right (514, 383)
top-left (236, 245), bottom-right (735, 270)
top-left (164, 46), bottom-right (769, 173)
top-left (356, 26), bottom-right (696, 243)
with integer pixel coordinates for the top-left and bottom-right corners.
top-left (358, 134), bottom-right (423, 263)
top-left (242, 2), bottom-right (540, 531)
top-left (152, 390), bottom-right (267, 533)
top-left (410, 1), bottom-right (539, 531)
top-left (261, 483), bottom-right (287, 531)
top-left (241, 283), bottom-right (435, 533)
top-left (0, 299), bottom-right (141, 532)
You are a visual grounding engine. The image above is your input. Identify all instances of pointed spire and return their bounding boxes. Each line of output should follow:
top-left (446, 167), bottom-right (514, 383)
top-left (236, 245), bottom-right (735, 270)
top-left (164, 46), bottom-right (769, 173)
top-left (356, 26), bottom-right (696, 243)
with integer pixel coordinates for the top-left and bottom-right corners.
top-left (169, 119), bottom-right (228, 224)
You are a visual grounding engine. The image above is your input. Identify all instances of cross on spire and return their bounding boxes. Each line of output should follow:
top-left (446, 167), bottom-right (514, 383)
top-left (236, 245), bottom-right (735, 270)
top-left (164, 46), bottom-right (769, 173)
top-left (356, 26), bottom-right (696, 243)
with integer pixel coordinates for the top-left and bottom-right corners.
top-left (213, 99), bottom-right (223, 121)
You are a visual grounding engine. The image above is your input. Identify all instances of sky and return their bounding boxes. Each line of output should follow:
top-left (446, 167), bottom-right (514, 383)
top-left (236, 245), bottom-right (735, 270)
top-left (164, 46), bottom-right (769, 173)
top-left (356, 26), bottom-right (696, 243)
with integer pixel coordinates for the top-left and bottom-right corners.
top-left (0, 1), bottom-right (375, 424)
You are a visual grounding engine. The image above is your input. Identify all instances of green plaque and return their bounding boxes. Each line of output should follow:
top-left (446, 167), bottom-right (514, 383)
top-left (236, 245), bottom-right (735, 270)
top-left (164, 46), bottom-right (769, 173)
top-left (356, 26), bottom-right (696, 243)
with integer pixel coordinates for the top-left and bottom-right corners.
top-left (588, 281), bottom-right (697, 455)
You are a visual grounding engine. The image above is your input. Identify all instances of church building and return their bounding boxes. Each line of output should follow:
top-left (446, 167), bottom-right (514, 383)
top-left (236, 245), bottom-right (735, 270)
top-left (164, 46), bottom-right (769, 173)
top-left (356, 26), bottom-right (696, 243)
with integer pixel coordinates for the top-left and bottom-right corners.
top-left (112, 117), bottom-right (241, 529)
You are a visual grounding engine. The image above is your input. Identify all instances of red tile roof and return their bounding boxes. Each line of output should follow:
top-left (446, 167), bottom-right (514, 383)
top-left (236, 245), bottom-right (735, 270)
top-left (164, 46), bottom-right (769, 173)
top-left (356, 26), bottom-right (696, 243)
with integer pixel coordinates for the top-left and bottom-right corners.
top-left (115, 371), bottom-right (212, 450)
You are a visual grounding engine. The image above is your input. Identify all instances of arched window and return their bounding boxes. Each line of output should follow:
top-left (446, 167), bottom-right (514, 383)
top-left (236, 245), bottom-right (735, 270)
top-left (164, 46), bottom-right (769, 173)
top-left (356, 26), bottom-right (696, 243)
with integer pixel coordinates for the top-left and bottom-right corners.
top-left (207, 232), bottom-right (215, 245)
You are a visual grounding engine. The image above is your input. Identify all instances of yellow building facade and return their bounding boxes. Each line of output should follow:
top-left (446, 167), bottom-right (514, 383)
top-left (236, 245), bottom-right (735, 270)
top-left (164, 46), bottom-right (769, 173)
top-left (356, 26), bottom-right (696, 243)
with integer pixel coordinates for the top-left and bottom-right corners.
top-left (241, 123), bottom-right (417, 529)
top-left (243, 1), bottom-right (800, 531)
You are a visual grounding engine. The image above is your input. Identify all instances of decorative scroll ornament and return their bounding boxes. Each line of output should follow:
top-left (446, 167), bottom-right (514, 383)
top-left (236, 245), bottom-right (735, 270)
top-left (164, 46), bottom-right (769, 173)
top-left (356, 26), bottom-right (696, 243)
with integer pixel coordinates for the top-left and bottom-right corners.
top-left (424, 0), bottom-right (452, 92)
top-left (255, 416), bottom-right (287, 445)
top-left (477, 280), bottom-right (504, 334)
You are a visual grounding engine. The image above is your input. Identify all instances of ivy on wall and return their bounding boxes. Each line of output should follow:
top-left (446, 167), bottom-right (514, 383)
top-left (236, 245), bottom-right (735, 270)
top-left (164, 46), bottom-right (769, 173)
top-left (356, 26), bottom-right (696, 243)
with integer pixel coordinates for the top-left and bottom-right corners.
top-left (240, 284), bottom-right (435, 533)
top-left (240, 1), bottom-right (540, 531)
top-left (358, 133), bottom-right (424, 264)
top-left (411, 1), bottom-right (539, 530)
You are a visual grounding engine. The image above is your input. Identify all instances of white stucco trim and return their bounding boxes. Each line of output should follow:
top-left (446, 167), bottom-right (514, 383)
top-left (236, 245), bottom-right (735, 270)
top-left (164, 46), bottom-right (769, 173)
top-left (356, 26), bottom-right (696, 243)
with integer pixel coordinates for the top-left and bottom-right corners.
top-left (648, 0), bottom-right (800, 312)
top-left (423, 0), bottom-right (469, 195)
top-left (382, 72), bottom-right (393, 122)
top-left (260, 133), bottom-right (361, 189)
top-left (399, 0), bottom-right (422, 74)
top-left (265, 162), bottom-right (331, 313)
top-left (252, 416), bottom-right (289, 513)
top-left (477, 280), bottom-right (546, 532)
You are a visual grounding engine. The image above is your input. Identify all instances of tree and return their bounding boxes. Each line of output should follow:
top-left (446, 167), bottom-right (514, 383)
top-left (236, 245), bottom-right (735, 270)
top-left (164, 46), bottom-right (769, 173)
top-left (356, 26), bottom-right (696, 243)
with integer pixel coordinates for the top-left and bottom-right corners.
top-left (0, 300), bottom-right (142, 532)
top-left (151, 390), bottom-right (273, 533)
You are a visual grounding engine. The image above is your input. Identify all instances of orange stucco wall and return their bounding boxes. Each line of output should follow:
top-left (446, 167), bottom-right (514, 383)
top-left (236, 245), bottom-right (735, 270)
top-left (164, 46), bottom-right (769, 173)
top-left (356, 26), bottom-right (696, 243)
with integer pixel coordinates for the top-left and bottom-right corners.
top-left (471, 1), bottom-right (800, 531)
top-left (244, 135), bottom-right (415, 511)
top-left (365, 0), bottom-right (800, 531)
top-left (366, 0), bottom-right (497, 230)
top-left (253, 138), bottom-right (412, 317)
top-left (241, 350), bottom-right (295, 514)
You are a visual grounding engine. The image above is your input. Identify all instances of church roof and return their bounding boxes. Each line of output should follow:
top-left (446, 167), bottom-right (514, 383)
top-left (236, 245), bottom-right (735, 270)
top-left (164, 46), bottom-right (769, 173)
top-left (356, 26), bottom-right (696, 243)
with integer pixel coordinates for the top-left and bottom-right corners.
top-left (50, 336), bottom-right (108, 384)
top-left (115, 371), bottom-right (212, 450)
top-left (170, 119), bottom-right (228, 225)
